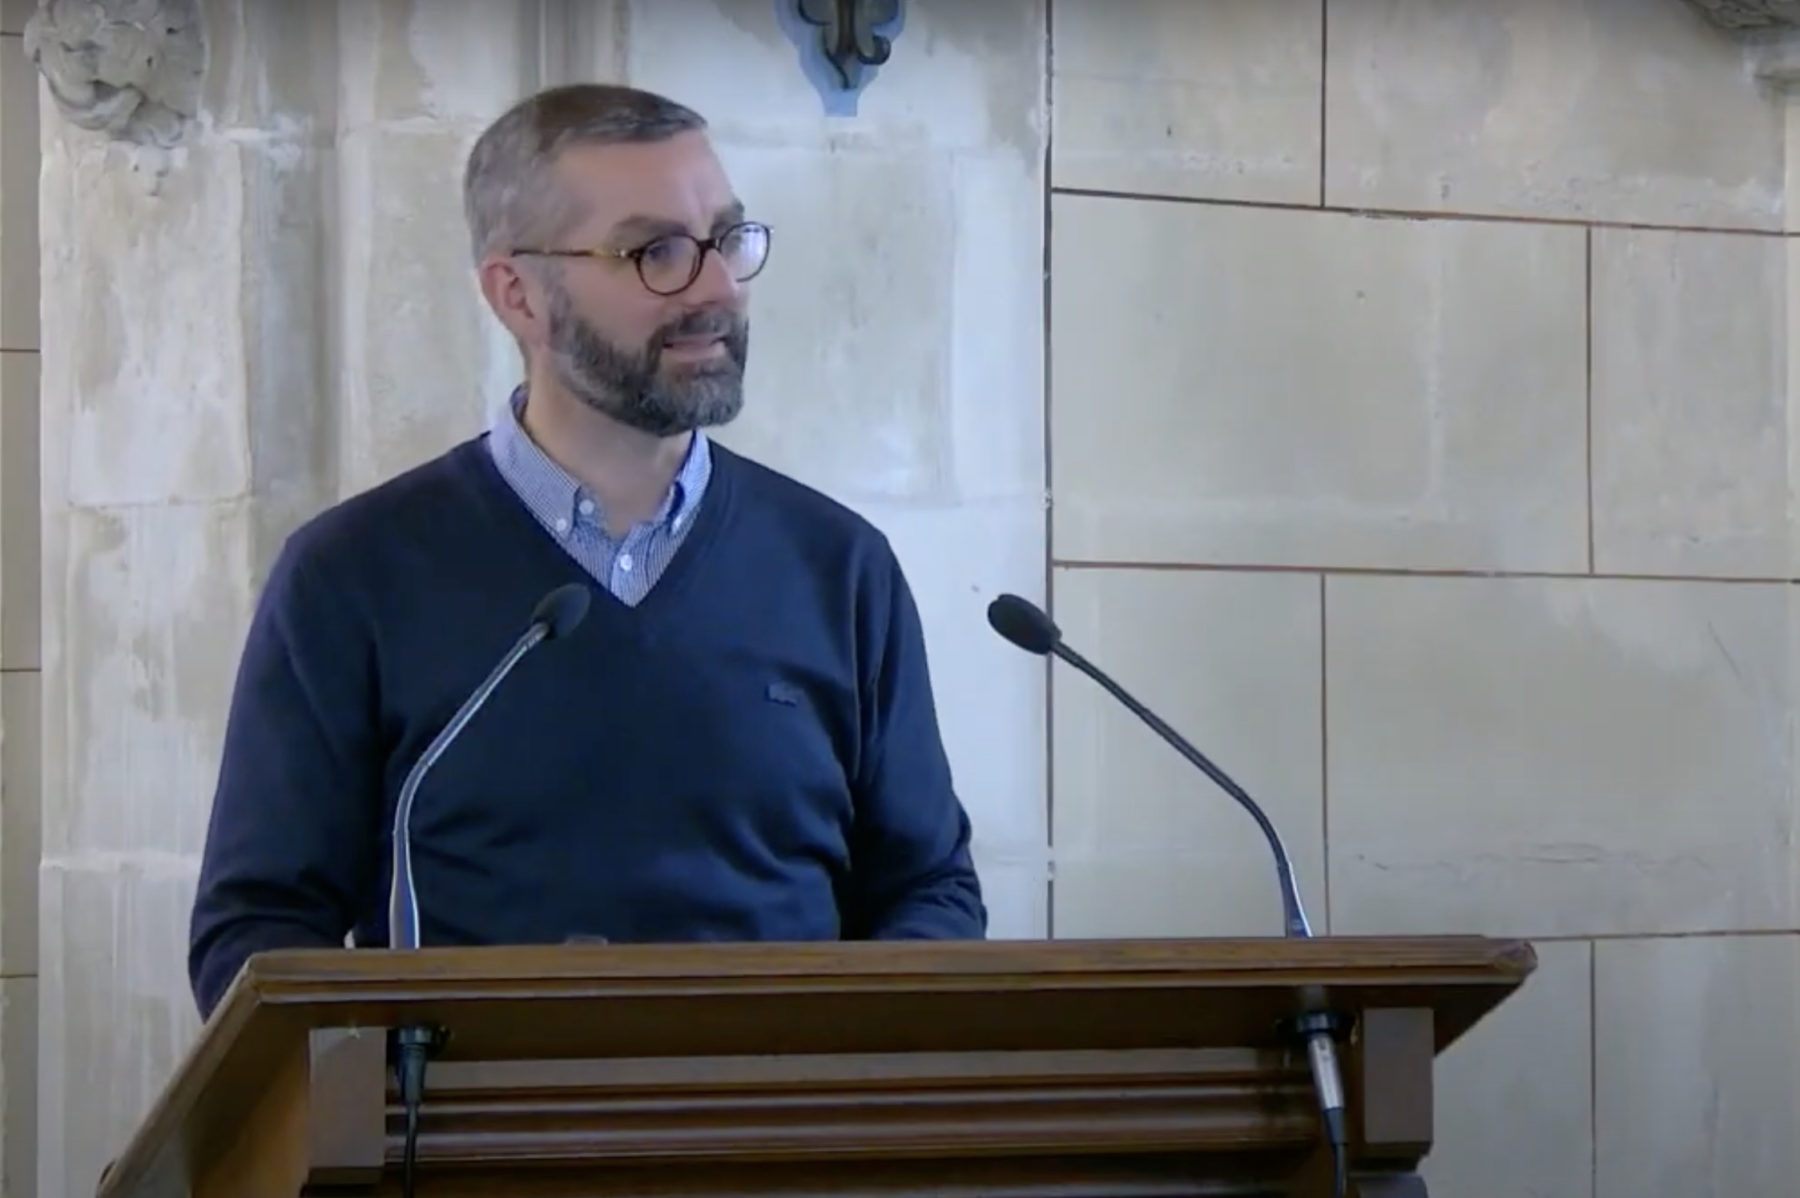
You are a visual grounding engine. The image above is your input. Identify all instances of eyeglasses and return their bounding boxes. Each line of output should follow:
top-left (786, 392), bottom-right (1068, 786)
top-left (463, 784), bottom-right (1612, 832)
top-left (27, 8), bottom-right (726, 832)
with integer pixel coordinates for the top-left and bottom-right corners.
top-left (513, 221), bottom-right (773, 297)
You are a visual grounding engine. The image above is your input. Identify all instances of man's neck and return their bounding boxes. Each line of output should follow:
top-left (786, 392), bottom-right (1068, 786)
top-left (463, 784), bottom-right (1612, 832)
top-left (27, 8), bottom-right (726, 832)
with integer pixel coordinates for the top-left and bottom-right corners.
top-left (519, 380), bottom-right (692, 536)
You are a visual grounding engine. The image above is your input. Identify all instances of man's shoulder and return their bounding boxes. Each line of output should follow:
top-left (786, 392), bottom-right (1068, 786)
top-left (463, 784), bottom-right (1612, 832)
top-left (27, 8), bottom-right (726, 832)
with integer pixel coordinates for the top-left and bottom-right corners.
top-left (275, 437), bottom-right (487, 586)
top-left (718, 442), bottom-right (895, 563)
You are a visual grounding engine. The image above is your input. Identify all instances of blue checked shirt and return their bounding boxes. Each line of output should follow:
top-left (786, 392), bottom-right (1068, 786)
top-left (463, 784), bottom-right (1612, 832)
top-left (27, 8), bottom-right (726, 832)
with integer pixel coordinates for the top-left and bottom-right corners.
top-left (486, 387), bottom-right (712, 605)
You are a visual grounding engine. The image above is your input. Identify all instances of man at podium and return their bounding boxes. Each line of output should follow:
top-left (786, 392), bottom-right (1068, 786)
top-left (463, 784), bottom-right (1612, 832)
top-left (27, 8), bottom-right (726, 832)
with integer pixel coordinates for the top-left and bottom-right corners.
top-left (184, 83), bottom-right (987, 1021)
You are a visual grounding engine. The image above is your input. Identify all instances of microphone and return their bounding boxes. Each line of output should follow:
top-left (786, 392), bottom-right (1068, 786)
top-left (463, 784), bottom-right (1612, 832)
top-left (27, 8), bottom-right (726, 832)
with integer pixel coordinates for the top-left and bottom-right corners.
top-left (987, 594), bottom-right (1312, 935)
top-left (985, 591), bottom-right (1350, 1197)
top-left (387, 581), bottom-right (591, 948)
top-left (382, 580), bottom-right (590, 1198)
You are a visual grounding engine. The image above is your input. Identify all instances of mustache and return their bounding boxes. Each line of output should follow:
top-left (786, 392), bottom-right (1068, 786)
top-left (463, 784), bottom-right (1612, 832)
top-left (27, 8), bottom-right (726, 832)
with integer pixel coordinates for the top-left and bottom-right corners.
top-left (655, 308), bottom-right (743, 344)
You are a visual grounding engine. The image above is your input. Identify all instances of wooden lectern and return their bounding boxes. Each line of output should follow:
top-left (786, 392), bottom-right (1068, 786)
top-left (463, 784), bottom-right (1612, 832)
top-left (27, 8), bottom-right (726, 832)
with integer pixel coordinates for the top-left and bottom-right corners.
top-left (94, 936), bottom-right (1532, 1197)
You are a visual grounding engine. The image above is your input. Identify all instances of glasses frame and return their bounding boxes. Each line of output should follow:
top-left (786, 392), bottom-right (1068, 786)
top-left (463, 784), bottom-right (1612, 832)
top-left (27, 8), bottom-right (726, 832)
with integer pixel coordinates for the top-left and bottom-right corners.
top-left (512, 220), bottom-right (773, 297)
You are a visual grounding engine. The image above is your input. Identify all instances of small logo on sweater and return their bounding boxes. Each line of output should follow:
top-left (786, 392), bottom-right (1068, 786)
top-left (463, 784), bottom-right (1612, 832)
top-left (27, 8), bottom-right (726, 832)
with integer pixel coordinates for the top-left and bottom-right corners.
top-left (765, 681), bottom-right (802, 706)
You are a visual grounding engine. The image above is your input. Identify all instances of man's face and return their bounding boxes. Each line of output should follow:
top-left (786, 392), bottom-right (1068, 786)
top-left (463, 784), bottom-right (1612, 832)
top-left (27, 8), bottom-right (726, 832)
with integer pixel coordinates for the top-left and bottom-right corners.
top-left (529, 132), bottom-right (757, 437)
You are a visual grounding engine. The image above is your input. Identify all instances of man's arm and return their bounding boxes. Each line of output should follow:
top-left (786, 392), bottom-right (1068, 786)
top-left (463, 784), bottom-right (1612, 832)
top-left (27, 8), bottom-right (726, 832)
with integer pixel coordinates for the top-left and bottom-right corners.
top-left (841, 539), bottom-right (987, 940)
top-left (187, 536), bottom-right (384, 1019)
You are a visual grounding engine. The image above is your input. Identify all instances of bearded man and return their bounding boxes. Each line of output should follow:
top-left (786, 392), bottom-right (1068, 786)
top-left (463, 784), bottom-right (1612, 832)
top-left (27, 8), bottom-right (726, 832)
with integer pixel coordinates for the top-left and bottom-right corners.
top-left (186, 84), bottom-right (986, 1021)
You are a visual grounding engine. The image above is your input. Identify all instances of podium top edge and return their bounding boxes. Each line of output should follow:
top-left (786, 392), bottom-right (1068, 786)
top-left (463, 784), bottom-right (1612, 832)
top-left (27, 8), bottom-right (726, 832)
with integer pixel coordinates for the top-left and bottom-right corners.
top-left (236, 935), bottom-right (1537, 999)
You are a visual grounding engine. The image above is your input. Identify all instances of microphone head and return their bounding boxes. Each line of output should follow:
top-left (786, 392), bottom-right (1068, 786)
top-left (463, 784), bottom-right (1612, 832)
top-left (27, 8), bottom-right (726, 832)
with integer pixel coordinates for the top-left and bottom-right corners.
top-left (986, 592), bottom-right (1060, 656)
top-left (531, 582), bottom-right (592, 641)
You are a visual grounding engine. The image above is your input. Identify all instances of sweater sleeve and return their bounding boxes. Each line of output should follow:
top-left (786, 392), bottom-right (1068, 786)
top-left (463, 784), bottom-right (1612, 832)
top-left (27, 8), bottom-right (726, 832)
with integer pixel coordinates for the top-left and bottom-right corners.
top-left (842, 540), bottom-right (988, 940)
top-left (187, 535), bottom-right (384, 1019)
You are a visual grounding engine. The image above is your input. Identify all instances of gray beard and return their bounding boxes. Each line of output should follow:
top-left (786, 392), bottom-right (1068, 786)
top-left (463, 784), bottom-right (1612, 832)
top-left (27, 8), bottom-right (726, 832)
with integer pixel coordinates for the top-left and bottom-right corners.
top-left (544, 283), bottom-right (749, 437)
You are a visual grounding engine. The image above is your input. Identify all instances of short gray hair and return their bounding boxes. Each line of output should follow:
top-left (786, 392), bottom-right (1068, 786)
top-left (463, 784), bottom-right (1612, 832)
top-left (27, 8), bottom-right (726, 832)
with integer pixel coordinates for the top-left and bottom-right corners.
top-left (463, 83), bottom-right (707, 264)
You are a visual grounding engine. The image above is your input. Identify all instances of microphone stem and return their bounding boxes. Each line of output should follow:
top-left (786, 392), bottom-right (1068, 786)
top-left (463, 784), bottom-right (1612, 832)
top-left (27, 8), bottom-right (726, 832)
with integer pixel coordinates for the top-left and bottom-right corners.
top-left (387, 619), bottom-right (551, 950)
top-left (1053, 643), bottom-right (1314, 939)
top-left (1051, 639), bottom-right (1347, 1197)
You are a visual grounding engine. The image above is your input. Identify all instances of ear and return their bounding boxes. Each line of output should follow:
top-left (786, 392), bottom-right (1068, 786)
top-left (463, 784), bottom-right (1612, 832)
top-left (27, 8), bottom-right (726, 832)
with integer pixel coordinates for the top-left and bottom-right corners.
top-left (477, 254), bottom-right (549, 349)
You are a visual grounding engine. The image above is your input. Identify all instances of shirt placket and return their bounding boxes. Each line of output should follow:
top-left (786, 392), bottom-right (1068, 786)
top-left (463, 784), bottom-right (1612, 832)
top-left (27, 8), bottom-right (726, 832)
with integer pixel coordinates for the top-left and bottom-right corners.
top-left (611, 523), bottom-right (655, 599)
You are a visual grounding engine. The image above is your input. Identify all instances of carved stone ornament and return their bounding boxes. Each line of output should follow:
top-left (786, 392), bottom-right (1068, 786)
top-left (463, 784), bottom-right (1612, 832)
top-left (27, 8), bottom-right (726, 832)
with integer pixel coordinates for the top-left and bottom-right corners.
top-left (1682, 0), bottom-right (1800, 30)
top-left (23, 0), bottom-right (205, 148)
top-left (795, 0), bottom-right (902, 90)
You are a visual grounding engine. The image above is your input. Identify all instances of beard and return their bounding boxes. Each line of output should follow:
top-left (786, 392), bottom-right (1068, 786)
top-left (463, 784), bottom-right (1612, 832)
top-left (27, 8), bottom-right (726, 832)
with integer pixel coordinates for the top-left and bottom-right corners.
top-left (543, 282), bottom-right (749, 437)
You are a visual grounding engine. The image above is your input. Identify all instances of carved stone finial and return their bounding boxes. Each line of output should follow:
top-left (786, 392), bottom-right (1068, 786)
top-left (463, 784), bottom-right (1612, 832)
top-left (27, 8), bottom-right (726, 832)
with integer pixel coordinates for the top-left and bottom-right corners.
top-left (23, 0), bottom-right (205, 149)
top-left (1682, 0), bottom-right (1800, 30)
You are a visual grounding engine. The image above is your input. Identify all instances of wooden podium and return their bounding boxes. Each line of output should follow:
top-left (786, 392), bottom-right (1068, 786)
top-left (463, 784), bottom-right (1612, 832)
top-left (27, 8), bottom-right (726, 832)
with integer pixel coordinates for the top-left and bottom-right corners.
top-left (93, 936), bottom-right (1533, 1198)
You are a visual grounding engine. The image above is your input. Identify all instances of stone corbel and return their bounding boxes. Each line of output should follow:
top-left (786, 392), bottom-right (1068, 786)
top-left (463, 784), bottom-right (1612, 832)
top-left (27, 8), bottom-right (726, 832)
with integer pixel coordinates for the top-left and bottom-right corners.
top-left (1683, 0), bottom-right (1800, 88)
top-left (1682, 0), bottom-right (1800, 29)
top-left (22, 0), bottom-right (205, 149)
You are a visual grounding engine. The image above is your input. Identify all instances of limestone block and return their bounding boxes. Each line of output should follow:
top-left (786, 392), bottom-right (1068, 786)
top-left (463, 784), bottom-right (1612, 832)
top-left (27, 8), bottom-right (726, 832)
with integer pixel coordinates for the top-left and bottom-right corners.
top-left (1594, 934), bottom-right (1800, 1198)
top-left (0, 976), bottom-right (36, 1198)
top-left (43, 503), bottom-right (251, 860)
top-left (968, 851), bottom-right (1049, 941)
top-left (1422, 940), bottom-right (1594, 1198)
top-left (0, 671), bottom-right (39, 976)
top-left (1326, 0), bottom-right (1787, 229)
top-left (1049, 567), bottom-right (1325, 939)
top-left (1, 0), bottom-right (32, 38)
top-left (336, 0), bottom-right (565, 126)
top-left (37, 862), bottom-right (198, 1198)
top-left (41, 136), bottom-right (308, 509)
top-left (1051, 0), bottom-right (1322, 204)
top-left (1592, 228), bottom-right (1789, 578)
top-left (1326, 575), bottom-right (1796, 938)
top-left (0, 352), bottom-right (34, 671)
top-left (1, 31), bottom-right (40, 353)
top-left (1050, 194), bottom-right (1587, 572)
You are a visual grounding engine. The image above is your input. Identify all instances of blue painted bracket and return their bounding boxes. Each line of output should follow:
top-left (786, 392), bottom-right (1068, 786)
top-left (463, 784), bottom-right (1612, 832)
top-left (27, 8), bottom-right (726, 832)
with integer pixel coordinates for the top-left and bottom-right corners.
top-left (777, 0), bottom-right (906, 117)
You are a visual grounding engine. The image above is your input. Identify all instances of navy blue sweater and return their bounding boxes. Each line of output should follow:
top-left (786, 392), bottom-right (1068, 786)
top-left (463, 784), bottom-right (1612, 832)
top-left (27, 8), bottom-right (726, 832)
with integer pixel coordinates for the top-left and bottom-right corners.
top-left (187, 436), bottom-right (985, 1018)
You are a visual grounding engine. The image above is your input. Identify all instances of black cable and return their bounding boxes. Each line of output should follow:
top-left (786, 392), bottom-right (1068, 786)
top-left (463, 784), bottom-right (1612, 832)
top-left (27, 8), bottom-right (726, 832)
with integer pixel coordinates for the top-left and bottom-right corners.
top-left (394, 1024), bottom-right (441, 1198)
top-left (1324, 1103), bottom-right (1348, 1198)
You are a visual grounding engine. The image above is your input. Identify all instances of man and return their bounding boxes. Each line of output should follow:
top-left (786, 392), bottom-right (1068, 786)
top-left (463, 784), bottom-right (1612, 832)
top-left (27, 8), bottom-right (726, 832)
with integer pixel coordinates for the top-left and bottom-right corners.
top-left (186, 83), bottom-right (986, 1021)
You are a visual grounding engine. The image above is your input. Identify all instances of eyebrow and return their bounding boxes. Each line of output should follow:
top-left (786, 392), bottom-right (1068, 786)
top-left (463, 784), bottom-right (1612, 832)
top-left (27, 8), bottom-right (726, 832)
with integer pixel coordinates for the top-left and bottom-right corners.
top-left (608, 200), bottom-right (747, 245)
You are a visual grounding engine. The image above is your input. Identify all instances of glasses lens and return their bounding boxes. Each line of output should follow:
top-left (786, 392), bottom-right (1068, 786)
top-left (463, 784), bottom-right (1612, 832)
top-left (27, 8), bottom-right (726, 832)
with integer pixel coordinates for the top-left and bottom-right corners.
top-left (634, 224), bottom-right (772, 294)
top-left (637, 236), bottom-right (701, 294)
top-left (720, 223), bottom-right (771, 281)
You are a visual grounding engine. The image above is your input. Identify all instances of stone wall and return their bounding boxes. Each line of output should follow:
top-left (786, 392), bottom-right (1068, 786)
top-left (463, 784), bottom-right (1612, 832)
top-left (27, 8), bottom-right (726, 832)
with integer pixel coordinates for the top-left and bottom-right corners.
top-left (0, 0), bottom-right (36, 1193)
top-left (9, 1), bottom-right (1799, 1196)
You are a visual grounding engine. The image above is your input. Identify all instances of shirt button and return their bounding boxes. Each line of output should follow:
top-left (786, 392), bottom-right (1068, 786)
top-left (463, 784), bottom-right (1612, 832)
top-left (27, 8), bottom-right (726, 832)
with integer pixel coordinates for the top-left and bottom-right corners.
top-left (618, 553), bottom-right (635, 572)
top-left (578, 499), bottom-right (594, 516)
top-left (554, 517), bottom-right (570, 535)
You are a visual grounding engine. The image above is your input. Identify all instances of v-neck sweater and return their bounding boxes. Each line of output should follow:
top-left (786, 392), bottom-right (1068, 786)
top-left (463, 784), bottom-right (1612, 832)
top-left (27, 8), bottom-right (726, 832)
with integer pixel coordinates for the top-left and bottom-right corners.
top-left (186, 434), bottom-right (986, 1018)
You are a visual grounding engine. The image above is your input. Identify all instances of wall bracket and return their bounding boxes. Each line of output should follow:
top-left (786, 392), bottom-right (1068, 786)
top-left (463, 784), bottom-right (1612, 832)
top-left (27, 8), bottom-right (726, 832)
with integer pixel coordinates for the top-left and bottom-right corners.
top-left (781, 0), bottom-right (904, 115)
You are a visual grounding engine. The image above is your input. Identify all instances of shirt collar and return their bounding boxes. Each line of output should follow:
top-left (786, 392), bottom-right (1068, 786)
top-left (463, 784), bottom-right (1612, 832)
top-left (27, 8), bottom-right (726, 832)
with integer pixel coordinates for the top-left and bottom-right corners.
top-left (487, 384), bottom-right (711, 530)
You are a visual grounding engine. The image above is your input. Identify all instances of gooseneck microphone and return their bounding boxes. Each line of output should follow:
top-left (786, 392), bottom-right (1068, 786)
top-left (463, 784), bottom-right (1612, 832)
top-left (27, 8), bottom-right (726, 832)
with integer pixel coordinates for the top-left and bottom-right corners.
top-left (387, 581), bottom-right (592, 947)
top-left (986, 593), bottom-right (1313, 936)
top-left (385, 581), bottom-right (591, 1198)
top-left (985, 592), bottom-right (1350, 1197)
